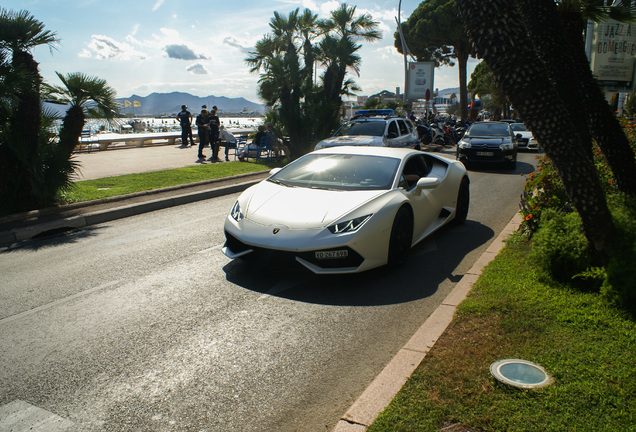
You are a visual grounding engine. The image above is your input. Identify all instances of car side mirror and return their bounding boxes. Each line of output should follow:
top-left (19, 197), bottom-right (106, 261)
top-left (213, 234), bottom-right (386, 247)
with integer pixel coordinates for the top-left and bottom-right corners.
top-left (269, 167), bottom-right (282, 176)
top-left (387, 131), bottom-right (399, 139)
top-left (416, 177), bottom-right (440, 189)
top-left (516, 133), bottom-right (522, 139)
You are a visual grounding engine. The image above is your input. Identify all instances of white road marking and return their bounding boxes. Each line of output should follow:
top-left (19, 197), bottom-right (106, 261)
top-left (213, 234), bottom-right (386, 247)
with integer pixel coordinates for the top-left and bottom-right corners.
top-left (0, 280), bottom-right (122, 326)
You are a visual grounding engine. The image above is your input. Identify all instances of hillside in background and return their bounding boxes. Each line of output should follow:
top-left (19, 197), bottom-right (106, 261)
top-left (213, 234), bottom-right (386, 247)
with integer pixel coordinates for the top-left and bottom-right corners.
top-left (118, 92), bottom-right (265, 116)
top-left (44, 92), bottom-right (265, 118)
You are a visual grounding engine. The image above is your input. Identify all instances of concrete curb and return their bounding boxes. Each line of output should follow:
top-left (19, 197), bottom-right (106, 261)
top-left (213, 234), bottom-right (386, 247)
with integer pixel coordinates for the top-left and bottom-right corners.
top-left (332, 212), bottom-right (524, 431)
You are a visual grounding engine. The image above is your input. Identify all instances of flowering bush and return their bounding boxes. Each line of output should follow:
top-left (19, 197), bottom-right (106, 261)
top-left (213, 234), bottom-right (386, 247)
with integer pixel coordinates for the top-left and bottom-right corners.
top-left (519, 155), bottom-right (571, 234)
top-left (519, 119), bottom-right (636, 312)
top-left (518, 123), bottom-right (635, 234)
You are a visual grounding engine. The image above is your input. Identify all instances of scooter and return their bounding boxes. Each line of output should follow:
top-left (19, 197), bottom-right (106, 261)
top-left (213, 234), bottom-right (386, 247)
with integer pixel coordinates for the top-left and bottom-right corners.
top-left (429, 122), bottom-right (447, 146)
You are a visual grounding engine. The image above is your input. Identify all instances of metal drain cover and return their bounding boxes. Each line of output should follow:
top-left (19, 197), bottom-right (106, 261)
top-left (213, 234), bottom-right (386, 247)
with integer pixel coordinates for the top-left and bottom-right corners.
top-left (490, 359), bottom-right (553, 389)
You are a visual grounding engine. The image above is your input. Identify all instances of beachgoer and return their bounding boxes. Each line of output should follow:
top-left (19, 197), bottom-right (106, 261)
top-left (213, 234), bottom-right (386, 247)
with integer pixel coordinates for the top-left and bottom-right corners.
top-left (195, 105), bottom-right (210, 160)
top-left (265, 122), bottom-right (291, 160)
top-left (207, 108), bottom-right (221, 162)
top-left (176, 105), bottom-right (195, 147)
top-left (218, 126), bottom-right (237, 161)
top-left (238, 125), bottom-right (267, 161)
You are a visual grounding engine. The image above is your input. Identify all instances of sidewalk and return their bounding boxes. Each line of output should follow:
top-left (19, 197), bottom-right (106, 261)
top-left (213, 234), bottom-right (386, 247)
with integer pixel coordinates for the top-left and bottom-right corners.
top-left (73, 142), bottom-right (226, 181)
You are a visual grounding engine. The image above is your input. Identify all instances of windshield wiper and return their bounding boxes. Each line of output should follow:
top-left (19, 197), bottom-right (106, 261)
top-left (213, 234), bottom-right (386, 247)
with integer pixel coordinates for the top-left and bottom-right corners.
top-left (268, 178), bottom-right (294, 187)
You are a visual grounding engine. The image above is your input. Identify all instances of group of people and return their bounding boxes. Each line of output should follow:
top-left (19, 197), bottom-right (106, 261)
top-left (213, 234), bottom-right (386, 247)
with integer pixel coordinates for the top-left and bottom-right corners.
top-left (176, 105), bottom-right (290, 162)
top-left (237, 123), bottom-right (290, 161)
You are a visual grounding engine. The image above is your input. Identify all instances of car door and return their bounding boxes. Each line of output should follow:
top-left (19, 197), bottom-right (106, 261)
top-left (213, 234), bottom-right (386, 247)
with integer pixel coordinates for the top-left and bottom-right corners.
top-left (399, 154), bottom-right (441, 240)
top-left (396, 119), bottom-right (411, 148)
top-left (385, 120), bottom-right (400, 147)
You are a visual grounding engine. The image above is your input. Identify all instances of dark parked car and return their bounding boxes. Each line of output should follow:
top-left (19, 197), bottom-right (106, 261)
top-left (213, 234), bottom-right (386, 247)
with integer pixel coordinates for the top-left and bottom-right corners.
top-left (456, 121), bottom-right (518, 169)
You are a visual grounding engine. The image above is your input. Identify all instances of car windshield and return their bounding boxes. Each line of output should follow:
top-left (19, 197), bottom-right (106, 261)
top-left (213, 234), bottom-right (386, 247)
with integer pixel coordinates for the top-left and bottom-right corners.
top-left (334, 120), bottom-right (386, 137)
top-left (466, 122), bottom-right (511, 137)
top-left (268, 153), bottom-right (400, 191)
top-left (510, 123), bottom-right (528, 132)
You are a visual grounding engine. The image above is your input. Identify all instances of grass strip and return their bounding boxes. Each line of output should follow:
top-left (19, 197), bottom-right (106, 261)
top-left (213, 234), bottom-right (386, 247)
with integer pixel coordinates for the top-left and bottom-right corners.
top-left (369, 236), bottom-right (636, 432)
top-left (59, 160), bottom-right (278, 204)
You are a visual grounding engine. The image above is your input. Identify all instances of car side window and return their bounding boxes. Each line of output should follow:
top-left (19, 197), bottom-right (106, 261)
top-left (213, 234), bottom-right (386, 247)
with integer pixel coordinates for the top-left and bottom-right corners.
top-left (387, 120), bottom-right (399, 138)
top-left (401, 155), bottom-right (431, 189)
top-left (398, 120), bottom-right (409, 136)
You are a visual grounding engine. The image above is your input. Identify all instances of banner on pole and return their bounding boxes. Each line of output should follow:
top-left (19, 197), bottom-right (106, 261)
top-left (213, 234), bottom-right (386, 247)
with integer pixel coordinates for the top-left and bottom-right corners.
top-left (590, 19), bottom-right (636, 93)
top-left (406, 62), bottom-right (434, 101)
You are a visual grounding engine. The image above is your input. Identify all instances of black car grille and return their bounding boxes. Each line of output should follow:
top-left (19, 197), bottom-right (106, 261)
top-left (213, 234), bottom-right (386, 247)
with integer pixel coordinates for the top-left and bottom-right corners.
top-left (224, 231), bottom-right (252, 253)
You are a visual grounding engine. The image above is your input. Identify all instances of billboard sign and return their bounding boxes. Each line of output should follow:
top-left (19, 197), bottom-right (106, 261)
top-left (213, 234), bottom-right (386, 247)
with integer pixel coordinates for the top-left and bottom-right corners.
top-left (590, 19), bottom-right (636, 92)
top-left (406, 62), bottom-right (434, 101)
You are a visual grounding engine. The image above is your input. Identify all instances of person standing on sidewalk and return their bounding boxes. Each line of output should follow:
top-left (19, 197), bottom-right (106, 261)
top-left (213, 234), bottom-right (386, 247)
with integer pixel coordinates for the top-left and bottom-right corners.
top-left (195, 105), bottom-right (210, 161)
top-left (207, 107), bottom-right (221, 162)
top-left (176, 105), bottom-right (195, 147)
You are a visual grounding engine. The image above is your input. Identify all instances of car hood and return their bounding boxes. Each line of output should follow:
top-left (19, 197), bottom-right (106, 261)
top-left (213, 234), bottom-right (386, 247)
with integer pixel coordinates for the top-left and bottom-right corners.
top-left (315, 135), bottom-right (384, 149)
top-left (514, 131), bottom-right (533, 139)
top-left (245, 181), bottom-right (383, 229)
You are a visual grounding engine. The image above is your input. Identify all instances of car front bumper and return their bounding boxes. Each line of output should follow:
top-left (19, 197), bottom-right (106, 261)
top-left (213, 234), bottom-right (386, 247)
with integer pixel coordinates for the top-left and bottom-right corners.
top-left (222, 216), bottom-right (392, 274)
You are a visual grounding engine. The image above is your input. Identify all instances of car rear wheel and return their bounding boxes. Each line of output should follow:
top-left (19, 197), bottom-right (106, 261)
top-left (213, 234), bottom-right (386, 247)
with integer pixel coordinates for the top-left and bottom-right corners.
top-left (387, 206), bottom-right (413, 268)
top-left (453, 177), bottom-right (470, 225)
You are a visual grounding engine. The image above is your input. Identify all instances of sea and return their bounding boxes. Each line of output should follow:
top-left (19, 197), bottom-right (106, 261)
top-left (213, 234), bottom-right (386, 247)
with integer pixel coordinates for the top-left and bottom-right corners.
top-left (72, 116), bottom-right (264, 135)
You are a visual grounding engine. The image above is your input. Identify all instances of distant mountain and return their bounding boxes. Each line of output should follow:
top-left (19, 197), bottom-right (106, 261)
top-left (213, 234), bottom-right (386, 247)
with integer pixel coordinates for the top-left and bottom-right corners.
top-left (118, 92), bottom-right (265, 116)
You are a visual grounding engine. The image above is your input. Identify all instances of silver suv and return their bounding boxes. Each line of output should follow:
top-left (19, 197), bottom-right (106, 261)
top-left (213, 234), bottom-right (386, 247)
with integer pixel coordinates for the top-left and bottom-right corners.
top-left (314, 109), bottom-right (420, 150)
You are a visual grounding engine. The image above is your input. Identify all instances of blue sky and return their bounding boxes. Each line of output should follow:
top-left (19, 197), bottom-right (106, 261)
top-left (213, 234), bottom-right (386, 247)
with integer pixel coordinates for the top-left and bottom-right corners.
top-left (8, 0), bottom-right (478, 103)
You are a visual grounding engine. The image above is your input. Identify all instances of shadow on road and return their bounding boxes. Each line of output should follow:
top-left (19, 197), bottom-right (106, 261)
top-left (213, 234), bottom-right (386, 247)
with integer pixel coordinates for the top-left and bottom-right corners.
top-left (222, 220), bottom-right (495, 307)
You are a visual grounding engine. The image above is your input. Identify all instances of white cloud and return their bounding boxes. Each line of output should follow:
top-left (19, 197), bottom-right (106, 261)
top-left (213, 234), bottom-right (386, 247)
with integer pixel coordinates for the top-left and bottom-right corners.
top-left (152, 0), bottom-right (165, 12)
top-left (165, 44), bottom-right (207, 60)
top-left (187, 63), bottom-right (209, 75)
top-left (223, 36), bottom-right (252, 54)
top-left (85, 35), bottom-right (148, 60)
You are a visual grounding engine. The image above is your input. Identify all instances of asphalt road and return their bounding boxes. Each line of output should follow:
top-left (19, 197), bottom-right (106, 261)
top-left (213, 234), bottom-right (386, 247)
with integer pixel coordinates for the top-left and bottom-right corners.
top-left (0, 151), bottom-right (537, 432)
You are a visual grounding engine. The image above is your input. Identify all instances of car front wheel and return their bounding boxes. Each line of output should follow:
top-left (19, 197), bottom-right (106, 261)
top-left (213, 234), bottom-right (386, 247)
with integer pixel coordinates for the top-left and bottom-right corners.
top-left (452, 177), bottom-right (470, 225)
top-left (387, 206), bottom-right (413, 268)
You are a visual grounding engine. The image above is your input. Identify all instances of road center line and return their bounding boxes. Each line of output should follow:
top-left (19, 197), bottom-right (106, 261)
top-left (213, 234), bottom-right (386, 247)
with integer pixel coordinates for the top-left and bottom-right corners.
top-left (0, 280), bottom-right (122, 325)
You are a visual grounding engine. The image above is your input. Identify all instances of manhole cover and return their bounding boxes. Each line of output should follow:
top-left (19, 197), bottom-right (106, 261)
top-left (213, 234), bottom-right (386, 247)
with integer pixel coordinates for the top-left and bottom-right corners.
top-left (490, 359), bottom-right (553, 389)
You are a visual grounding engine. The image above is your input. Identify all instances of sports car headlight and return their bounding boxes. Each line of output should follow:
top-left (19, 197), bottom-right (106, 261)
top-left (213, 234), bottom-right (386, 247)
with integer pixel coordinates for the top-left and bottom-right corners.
top-left (458, 140), bottom-right (471, 149)
top-left (230, 200), bottom-right (244, 221)
top-left (328, 214), bottom-right (372, 234)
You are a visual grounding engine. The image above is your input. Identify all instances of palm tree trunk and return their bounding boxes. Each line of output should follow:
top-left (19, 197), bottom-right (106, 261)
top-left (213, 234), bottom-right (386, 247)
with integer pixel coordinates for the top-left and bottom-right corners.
top-left (456, 45), bottom-right (470, 121)
top-left (11, 50), bottom-right (41, 158)
top-left (456, 0), bottom-right (615, 256)
top-left (518, 0), bottom-right (636, 196)
top-left (59, 104), bottom-right (85, 156)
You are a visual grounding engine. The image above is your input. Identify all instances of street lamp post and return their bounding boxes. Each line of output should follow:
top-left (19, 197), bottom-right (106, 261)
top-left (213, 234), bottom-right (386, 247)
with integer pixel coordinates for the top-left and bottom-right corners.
top-left (398, 0), bottom-right (408, 103)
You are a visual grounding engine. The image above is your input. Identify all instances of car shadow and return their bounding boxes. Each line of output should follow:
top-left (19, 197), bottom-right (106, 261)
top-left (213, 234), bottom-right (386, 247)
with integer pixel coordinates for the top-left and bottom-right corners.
top-left (222, 220), bottom-right (495, 306)
top-left (465, 160), bottom-right (535, 176)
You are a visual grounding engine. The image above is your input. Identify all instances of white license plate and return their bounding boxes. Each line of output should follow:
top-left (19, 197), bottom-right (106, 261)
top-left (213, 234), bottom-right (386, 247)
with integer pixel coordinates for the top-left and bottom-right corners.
top-left (315, 250), bottom-right (348, 259)
top-left (476, 151), bottom-right (494, 156)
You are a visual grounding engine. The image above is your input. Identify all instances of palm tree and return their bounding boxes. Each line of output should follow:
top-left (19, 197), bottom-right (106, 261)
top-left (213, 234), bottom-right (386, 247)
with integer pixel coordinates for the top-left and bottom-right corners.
top-left (44, 72), bottom-right (119, 156)
top-left (0, 8), bottom-right (57, 155)
top-left (455, 0), bottom-right (616, 257)
top-left (317, 5), bottom-right (381, 136)
top-left (247, 9), bottom-right (309, 157)
top-left (0, 8), bottom-right (70, 214)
